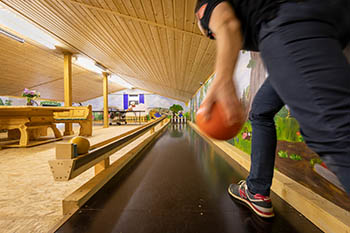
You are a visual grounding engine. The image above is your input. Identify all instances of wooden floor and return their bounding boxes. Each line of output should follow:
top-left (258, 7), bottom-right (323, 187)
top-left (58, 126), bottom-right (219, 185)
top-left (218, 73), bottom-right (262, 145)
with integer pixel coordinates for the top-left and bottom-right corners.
top-left (0, 123), bottom-right (140, 233)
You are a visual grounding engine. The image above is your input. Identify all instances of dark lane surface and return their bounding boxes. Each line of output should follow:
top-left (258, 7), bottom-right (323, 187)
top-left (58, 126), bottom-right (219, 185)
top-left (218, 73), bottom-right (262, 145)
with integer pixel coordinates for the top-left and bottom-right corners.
top-left (57, 124), bottom-right (321, 233)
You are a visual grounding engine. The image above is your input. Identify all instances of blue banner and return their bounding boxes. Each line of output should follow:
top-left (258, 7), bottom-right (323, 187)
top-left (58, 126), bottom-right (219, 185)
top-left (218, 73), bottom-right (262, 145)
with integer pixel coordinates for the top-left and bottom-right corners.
top-left (139, 94), bottom-right (145, 104)
top-left (123, 94), bottom-right (128, 110)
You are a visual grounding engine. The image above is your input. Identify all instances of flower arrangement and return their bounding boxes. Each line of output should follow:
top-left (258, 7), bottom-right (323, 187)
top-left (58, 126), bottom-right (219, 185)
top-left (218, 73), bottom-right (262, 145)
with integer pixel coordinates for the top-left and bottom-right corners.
top-left (22, 88), bottom-right (40, 105)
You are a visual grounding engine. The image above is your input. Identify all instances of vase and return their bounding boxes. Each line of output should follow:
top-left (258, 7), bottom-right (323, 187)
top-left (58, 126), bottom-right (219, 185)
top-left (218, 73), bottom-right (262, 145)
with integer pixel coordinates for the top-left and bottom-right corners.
top-left (26, 98), bottom-right (33, 106)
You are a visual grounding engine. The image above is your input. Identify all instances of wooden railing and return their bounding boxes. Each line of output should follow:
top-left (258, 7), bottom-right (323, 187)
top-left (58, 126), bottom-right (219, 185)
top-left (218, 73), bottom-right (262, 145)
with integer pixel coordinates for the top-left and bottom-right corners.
top-left (48, 117), bottom-right (169, 216)
top-left (49, 117), bottom-right (167, 181)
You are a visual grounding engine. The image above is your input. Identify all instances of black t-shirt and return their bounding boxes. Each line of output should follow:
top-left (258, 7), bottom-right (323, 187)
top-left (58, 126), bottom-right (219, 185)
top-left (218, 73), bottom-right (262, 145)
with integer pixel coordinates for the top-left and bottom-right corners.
top-left (195, 0), bottom-right (285, 51)
top-left (196, 0), bottom-right (350, 51)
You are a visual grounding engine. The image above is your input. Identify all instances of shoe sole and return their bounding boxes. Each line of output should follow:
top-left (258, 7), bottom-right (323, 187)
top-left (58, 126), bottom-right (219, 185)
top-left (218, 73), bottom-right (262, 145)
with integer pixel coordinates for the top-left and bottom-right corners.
top-left (228, 186), bottom-right (275, 218)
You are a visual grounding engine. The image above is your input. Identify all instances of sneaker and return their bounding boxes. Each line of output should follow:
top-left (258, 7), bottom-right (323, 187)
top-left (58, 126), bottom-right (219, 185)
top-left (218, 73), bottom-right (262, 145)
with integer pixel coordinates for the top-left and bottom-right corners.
top-left (228, 180), bottom-right (274, 218)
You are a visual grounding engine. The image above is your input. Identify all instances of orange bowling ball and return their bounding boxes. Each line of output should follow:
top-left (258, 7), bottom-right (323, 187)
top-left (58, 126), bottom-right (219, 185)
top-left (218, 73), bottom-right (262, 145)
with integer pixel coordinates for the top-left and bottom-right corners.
top-left (196, 102), bottom-right (243, 140)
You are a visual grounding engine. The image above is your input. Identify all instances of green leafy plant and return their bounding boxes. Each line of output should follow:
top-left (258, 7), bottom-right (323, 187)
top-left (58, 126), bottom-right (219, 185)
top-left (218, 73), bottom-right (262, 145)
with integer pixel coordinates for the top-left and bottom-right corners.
top-left (0, 99), bottom-right (13, 106)
top-left (5, 100), bottom-right (12, 106)
top-left (289, 153), bottom-right (302, 161)
top-left (169, 104), bottom-right (183, 115)
top-left (92, 112), bottom-right (103, 121)
top-left (310, 158), bottom-right (323, 167)
top-left (184, 112), bottom-right (190, 119)
top-left (278, 150), bottom-right (289, 158)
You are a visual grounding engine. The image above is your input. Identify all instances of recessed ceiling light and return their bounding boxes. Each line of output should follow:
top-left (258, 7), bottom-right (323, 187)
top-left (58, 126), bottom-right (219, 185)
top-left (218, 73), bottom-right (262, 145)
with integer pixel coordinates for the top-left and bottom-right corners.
top-left (0, 27), bottom-right (24, 43)
top-left (109, 74), bottom-right (134, 89)
top-left (0, 7), bottom-right (60, 49)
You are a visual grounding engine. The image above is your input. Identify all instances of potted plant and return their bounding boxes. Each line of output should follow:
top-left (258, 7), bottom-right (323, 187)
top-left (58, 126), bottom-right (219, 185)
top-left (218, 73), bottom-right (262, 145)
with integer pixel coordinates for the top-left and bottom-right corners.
top-left (22, 88), bottom-right (40, 106)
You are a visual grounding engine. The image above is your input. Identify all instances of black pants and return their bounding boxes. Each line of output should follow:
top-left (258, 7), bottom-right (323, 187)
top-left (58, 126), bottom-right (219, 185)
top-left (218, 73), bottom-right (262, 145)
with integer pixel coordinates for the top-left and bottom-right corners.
top-left (252, 0), bottom-right (350, 194)
top-left (246, 79), bottom-right (284, 196)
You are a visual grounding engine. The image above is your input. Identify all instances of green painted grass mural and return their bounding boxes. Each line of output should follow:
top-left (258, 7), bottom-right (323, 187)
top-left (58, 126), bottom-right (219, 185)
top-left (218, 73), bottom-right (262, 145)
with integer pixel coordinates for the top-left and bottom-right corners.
top-left (227, 106), bottom-right (304, 155)
top-left (228, 121), bottom-right (252, 155)
top-left (275, 116), bottom-right (302, 142)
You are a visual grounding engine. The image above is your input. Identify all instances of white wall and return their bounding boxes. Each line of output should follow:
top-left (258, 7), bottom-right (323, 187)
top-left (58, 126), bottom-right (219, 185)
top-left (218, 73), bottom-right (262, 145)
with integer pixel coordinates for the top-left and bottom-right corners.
top-left (82, 89), bottom-right (189, 112)
top-left (0, 96), bottom-right (64, 106)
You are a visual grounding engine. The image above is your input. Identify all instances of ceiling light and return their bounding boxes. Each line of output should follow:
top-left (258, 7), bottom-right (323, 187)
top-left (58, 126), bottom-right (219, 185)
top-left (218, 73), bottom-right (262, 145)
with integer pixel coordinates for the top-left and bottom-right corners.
top-left (0, 6), bottom-right (60, 49)
top-left (74, 56), bottom-right (103, 74)
top-left (95, 62), bottom-right (107, 71)
top-left (109, 74), bottom-right (134, 89)
top-left (0, 28), bottom-right (24, 43)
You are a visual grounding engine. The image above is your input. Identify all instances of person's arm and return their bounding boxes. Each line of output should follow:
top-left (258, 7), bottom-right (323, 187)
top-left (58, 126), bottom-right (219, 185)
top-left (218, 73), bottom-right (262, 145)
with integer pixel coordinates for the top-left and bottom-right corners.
top-left (200, 2), bottom-right (244, 125)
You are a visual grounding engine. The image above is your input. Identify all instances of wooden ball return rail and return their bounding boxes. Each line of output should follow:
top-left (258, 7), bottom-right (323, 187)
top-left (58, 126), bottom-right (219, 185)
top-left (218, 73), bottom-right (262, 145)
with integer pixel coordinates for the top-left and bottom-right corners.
top-left (48, 116), bottom-right (170, 217)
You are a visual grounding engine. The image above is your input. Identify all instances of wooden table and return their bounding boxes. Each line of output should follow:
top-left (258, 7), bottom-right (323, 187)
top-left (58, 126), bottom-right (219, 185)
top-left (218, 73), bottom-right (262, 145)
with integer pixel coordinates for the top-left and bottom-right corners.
top-left (0, 106), bottom-right (92, 148)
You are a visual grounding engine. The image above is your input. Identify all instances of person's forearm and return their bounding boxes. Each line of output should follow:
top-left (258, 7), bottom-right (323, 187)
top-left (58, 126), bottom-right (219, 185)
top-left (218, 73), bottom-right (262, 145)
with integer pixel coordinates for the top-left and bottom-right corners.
top-left (214, 20), bottom-right (242, 90)
top-left (208, 1), bottom-right (243, 95)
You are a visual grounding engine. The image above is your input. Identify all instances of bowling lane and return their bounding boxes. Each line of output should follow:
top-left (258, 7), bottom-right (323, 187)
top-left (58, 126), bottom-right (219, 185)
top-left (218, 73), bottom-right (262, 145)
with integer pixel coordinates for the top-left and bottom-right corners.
top-left (56, 124), bottom-right (321, 233)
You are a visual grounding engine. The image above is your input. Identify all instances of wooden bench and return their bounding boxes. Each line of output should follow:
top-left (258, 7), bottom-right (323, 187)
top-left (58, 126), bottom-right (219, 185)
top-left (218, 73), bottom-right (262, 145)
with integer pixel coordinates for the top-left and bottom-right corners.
top-left (53, 105), bottom-right (92, 137)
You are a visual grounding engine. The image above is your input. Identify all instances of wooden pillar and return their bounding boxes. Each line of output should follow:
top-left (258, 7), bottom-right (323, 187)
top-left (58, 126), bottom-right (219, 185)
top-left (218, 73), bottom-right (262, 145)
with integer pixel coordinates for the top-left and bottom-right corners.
top-left (64, 53), bottom-right (74, 136)
top-left (103, 72), bottom-right (109, 128)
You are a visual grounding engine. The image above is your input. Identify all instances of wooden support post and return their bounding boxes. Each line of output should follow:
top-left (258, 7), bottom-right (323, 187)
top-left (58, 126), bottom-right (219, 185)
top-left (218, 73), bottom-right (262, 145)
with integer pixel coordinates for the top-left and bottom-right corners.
top-left (64, 53), bottom-right (74, 136)
top-left (95, 158), bottom-right (110, 175)
top-left (103, 72), bottom-right (109, 128)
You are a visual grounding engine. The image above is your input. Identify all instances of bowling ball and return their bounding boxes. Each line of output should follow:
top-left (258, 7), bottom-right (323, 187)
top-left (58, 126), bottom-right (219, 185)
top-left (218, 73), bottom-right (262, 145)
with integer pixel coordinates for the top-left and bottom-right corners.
top-left (70, 136), bottom-right (90, 155)
top-left (196, 102), bottom-right (243, 140)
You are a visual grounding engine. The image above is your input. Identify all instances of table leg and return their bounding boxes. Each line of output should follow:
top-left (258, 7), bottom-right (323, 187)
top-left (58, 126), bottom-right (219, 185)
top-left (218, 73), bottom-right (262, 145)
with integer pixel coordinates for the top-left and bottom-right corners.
top-left (19, 126), bottom-right (29, 146)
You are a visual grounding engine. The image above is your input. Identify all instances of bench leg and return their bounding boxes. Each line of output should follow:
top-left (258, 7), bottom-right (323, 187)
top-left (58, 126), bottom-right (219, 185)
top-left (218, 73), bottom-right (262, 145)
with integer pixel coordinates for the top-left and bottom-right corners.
top-left (79, 121), bottom-right (92, 137)
top-left (40, 127), bottom-right (48, 136)
top-left (64, 123), bottom-right (74, 136)
top-left (50, 124), bottom-right (63, 138)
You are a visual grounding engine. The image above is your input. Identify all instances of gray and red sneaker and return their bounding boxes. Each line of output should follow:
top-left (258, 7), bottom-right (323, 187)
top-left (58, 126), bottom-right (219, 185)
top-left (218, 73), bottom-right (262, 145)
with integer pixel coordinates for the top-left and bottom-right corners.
top-left (228, 180), bottom-right (274, 218)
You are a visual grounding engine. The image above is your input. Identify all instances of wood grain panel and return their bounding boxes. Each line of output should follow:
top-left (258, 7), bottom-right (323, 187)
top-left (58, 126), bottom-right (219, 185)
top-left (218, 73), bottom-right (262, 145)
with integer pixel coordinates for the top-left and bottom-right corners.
top-left (2, 0), bottom-right (216, 102)
top-left (0, 32), bottom-right (125, 102)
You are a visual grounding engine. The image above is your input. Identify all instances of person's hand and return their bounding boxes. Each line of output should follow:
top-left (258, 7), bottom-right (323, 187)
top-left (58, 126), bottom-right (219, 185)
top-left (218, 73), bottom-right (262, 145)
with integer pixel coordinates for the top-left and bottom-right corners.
top-left (200, 77), bottom-right (245, 127)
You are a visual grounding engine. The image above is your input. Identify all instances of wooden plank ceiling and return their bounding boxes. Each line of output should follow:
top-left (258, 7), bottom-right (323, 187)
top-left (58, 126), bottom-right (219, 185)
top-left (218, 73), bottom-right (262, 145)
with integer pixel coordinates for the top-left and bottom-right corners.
top-left (1, 0), bottom-right (216, 102)
top-left (0, 32), bottom-right (125, 102)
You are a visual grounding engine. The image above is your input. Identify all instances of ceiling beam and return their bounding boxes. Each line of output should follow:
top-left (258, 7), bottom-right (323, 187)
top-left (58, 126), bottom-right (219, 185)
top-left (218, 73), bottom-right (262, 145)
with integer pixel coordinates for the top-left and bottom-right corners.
top-left (58, 0), bottom-right (206, 39)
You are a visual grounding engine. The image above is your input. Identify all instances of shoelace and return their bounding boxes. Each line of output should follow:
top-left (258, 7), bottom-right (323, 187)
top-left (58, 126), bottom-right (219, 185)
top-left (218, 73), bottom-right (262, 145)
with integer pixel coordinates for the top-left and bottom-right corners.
top-left (238, 180), bottom-right (246, 190)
